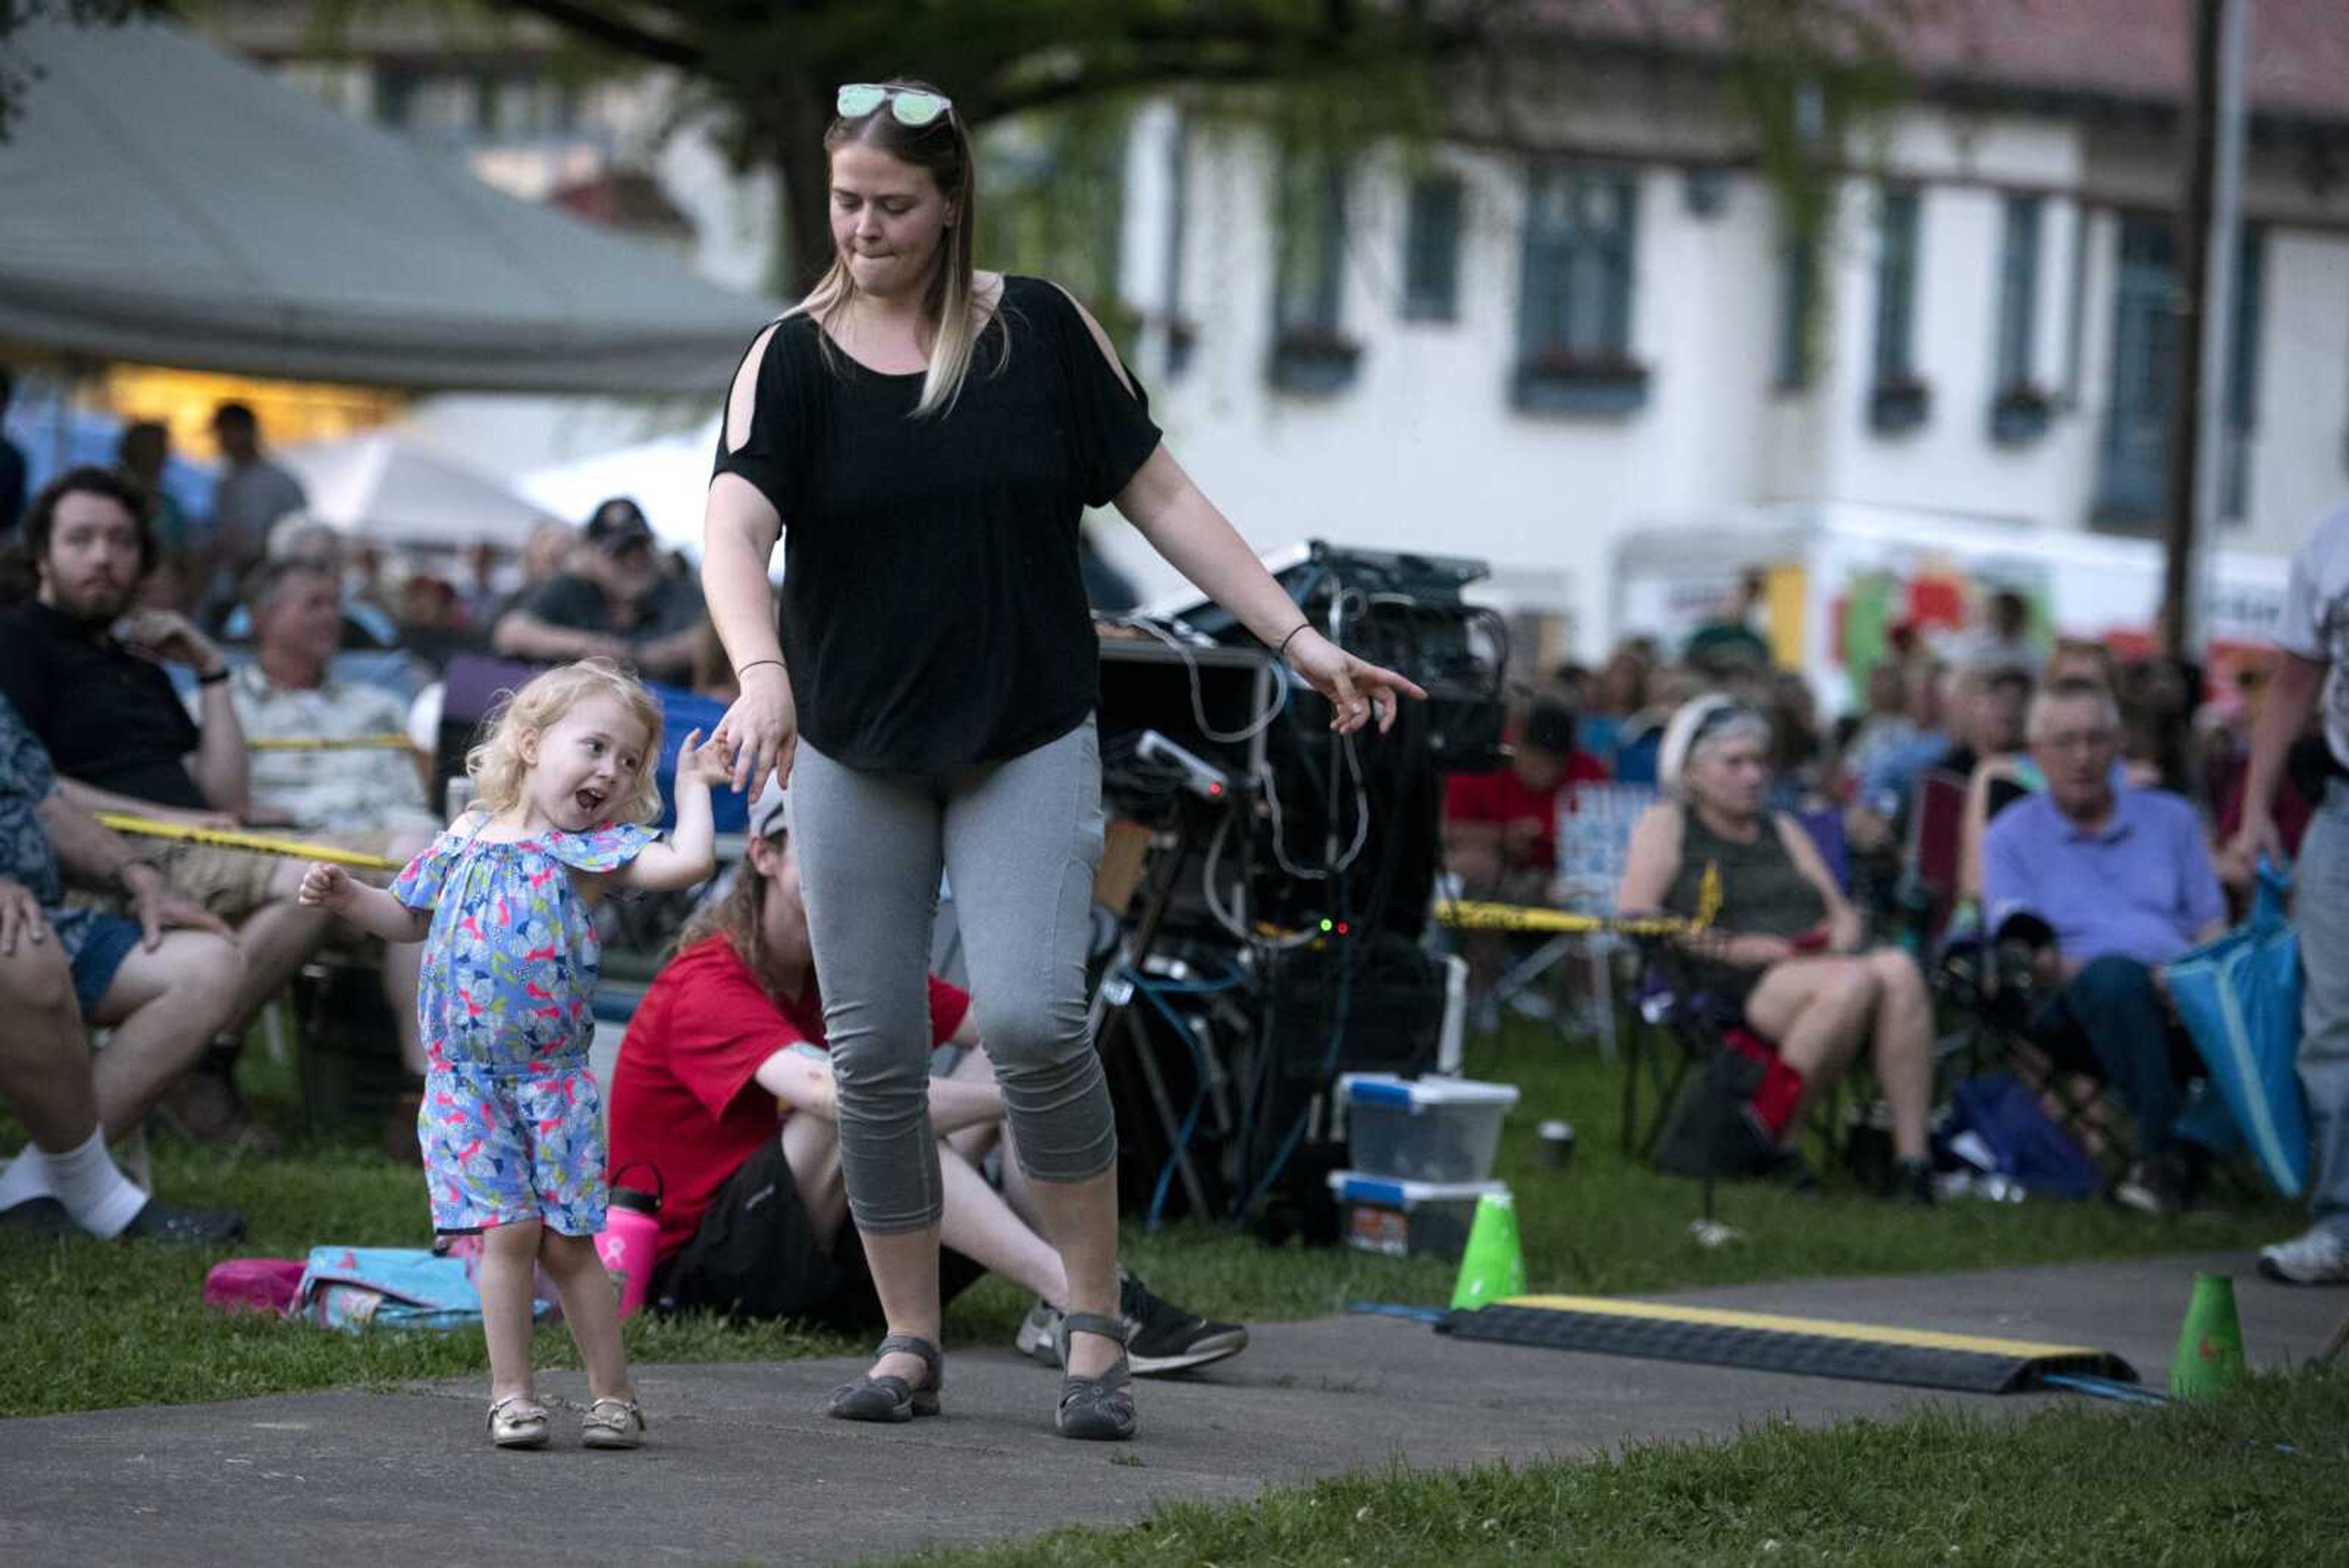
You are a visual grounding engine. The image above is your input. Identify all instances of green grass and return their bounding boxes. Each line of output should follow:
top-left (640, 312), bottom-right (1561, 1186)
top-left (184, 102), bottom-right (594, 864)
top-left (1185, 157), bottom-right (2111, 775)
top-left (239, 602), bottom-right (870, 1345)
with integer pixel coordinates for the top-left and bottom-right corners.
top-left (894, 1372), bottom-right (2349, 1567)
top-left (0, 1020), bottom-right (2296, 1420)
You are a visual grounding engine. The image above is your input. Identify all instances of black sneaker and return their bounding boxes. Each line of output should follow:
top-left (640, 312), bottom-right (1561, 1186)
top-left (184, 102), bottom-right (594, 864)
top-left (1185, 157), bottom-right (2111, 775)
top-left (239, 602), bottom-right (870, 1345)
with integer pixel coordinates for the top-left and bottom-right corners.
top-left (1118, 1271), bottom-right (1248, 1376)
top-left (0, 1196), bottom-right (75, 1236)
top-left (1023, 1272), bottom-right (1251, 1376)
top-left (119, 1199), bottom-right (246, 1245)
top-left (2113, 1148), bottom-right (2199, 1221)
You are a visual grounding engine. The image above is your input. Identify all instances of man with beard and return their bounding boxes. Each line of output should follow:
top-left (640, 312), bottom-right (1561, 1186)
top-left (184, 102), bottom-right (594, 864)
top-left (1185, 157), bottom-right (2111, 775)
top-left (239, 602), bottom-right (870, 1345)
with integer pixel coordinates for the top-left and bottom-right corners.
top-left (0, 468), bottom-right (328, 1150)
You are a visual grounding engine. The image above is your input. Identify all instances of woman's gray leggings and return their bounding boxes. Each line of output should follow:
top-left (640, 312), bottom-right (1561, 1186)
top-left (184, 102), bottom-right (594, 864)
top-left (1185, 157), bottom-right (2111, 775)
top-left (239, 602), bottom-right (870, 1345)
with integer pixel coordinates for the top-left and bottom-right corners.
top-left (790, 717), bottom-right (1116, 1235)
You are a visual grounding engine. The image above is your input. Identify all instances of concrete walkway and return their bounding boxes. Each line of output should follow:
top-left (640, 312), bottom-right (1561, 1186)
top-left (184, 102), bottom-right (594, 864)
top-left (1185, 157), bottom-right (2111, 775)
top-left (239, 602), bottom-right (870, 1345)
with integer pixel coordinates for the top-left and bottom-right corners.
top-left (2, 1253), bottom-right (2339, 1566)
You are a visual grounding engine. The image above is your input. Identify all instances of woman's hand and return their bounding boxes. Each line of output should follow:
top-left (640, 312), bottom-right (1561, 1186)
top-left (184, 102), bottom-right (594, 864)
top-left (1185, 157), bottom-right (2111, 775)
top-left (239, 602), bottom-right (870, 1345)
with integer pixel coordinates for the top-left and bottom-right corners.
top-left (713, 661), bottom-right (798, 794)
top-left (1283, 629), bottom-right (1429, 736)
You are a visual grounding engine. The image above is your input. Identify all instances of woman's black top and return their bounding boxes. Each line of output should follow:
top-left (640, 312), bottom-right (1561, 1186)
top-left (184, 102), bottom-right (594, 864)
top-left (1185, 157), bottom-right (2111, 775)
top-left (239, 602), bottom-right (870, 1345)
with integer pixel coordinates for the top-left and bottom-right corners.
top-left (711, 275), bottom-right (1162, 773)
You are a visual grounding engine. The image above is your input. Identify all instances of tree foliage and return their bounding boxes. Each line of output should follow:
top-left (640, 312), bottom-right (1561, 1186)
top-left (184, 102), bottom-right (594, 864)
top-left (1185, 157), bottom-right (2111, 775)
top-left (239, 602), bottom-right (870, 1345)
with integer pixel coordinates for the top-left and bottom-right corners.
top-left (0, 0), bottom-right (169, 138)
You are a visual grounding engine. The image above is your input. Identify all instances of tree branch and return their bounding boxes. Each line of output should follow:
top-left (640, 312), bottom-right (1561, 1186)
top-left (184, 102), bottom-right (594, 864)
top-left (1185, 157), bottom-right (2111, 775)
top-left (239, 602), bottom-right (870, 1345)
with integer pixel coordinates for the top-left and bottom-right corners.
top-left (492, 0), bottom-right (700, 69)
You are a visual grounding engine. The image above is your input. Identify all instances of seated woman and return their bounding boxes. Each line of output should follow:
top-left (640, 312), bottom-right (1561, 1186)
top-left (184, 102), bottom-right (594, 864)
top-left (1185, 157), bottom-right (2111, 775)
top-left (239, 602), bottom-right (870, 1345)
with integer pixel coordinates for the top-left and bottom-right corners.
top-left (1618, 696), bottom-right (1935, 1199)
top-left (604, 788), bottom-right (1247, 1375)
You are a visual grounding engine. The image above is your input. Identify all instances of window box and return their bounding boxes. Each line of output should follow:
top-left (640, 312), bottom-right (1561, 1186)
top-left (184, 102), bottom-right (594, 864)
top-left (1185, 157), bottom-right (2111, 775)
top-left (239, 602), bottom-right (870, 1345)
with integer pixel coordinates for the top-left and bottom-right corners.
top-left (1989, 383), bottom-right (2054, 447)
top-left (1868, 376), bottom-right (1931, 435)
top-left (1511, 353), bottom-right (1650, 418)
top-left (1682, 166), bottom-right (1729, 219)
top-left (1267, 327), bottom-right (1362, 396)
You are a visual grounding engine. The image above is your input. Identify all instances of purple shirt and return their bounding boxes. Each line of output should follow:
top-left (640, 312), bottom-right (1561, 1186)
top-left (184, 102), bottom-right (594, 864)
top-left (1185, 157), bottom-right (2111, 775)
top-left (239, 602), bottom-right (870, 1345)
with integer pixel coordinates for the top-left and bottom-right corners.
top-left (1983, 787), bottom-right (2226, 968)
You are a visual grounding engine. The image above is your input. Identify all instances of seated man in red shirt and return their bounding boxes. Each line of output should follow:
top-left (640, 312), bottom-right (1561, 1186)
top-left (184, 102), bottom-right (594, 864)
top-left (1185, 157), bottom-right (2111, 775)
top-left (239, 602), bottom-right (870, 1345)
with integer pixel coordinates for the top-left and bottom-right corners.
top-left (1444, 699), bottom-right (1606, 901)
top-left (606, 787), bottom-right (1247, 1375)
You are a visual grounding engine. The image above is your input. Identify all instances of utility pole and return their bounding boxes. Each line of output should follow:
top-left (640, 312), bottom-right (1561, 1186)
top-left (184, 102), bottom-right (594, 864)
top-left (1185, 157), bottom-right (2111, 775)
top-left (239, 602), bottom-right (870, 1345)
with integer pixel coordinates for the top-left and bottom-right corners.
top-left (2161, 0), bottom-right (2249, 664)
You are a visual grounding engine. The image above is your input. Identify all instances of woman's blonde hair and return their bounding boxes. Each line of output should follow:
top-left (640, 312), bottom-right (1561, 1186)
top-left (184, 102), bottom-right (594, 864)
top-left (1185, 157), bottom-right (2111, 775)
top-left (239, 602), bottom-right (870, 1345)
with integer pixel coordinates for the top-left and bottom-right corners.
top-left (793, 76), bottom-right (1003, 418)
top-left (465, 658), bottom-right (667, 827)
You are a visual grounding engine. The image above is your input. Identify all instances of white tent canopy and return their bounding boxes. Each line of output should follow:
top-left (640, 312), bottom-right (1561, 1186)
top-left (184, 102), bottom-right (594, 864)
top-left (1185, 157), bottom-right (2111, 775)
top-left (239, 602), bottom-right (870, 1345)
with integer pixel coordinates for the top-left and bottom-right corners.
top-left (279, 432), bottom-right (556, 551)
top-left (520, 420), bottom-right (721, 557)
top-left (0, 19), bottom-right (777, 394)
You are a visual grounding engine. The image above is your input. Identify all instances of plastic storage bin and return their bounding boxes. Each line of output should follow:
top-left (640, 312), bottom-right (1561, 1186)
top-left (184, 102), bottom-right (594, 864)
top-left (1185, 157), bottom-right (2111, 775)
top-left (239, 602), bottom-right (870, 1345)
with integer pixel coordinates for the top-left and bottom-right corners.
top-left (1326, 1170), bottom-right (1509, 1260)
top-left (1337, 1074), bottom-right (1521, 1183)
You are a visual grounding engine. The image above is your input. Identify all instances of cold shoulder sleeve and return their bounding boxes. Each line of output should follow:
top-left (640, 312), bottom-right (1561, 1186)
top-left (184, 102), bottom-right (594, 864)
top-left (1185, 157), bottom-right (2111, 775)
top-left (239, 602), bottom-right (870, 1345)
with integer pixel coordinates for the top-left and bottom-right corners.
top-left (543, 823), bottom-right (659, 874)
top-left (390, 826), bottom-right (469, 912)
top-left (710, 318), bottom-right (803, 524)
top-left (1040, 281), bottom-right (1162, 507)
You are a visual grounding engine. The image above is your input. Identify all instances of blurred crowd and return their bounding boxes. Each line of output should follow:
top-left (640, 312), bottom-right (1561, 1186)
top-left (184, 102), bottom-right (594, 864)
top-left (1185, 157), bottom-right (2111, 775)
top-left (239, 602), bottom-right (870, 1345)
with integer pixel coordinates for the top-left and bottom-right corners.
top-left (1447, 583), bottom-right (2318, 920)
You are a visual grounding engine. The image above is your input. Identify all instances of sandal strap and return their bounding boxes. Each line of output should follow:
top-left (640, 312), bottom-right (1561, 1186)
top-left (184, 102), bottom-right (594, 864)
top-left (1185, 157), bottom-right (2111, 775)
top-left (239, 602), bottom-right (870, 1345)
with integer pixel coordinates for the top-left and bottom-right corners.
top-left (486, 1396), bottom-right (546, 1429)
top-left (874, 1332), bottom-right (943, 1391)
top-left (585, 1397), bottom-right (644, 1429)
top-left (1058, 1311), bottom-right (1127, 1347)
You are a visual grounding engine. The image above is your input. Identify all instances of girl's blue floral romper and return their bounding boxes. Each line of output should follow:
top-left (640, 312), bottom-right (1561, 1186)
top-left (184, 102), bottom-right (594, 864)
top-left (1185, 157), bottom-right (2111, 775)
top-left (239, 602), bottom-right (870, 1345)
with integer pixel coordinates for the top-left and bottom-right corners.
top-left (392, 817), bottom-right (655, 1236)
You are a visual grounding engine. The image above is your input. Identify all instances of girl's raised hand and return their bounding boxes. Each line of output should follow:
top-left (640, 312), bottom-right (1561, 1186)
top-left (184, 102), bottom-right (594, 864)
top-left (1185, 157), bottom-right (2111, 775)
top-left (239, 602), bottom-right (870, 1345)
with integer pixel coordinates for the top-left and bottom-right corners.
top-left (674, 728), bottom-right (737, 788)
top-left (297, 861), bottom-right (353, 912)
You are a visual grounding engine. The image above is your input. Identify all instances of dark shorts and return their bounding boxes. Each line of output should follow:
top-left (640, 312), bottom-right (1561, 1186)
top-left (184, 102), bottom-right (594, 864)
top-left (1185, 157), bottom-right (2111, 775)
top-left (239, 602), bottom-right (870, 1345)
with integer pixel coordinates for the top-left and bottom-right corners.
top-left (653, 1135), bottom-right (985, 1327)
top-left (69, 915), bottom-right (142, 1016)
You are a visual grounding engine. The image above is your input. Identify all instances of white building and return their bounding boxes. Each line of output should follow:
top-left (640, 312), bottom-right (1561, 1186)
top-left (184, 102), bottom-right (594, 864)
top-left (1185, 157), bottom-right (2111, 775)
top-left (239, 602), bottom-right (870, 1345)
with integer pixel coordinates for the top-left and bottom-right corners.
top-left (1094, 12), bottom-right (2349, 660)
top-left (206, 2), bottom-right (2349, 667)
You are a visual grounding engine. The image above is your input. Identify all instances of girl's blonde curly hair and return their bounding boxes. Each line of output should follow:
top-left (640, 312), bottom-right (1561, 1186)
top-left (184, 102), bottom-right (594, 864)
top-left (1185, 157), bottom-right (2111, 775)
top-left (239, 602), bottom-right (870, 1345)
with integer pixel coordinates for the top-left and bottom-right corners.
top-left (465, 658), bottom-right (667, 827)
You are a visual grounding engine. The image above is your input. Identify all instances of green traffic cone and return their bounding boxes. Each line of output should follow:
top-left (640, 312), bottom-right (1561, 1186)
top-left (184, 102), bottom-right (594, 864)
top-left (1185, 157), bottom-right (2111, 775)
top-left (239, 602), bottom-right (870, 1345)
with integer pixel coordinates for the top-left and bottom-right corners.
top-left (1450, 1189), bottom-right (1527, 1312)
top-left (2168, 1270), bottom-right (2248, 1399)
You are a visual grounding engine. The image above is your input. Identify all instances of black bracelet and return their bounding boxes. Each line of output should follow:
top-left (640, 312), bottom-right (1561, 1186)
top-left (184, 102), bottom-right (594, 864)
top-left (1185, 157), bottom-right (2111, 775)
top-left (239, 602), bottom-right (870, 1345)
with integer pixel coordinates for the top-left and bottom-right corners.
top-left (1274, 623), bottom-right (1314, 660)
top-left (196, 666), bottom-right (230, 686)
top-left (735, 659), bottom-right (784, 677)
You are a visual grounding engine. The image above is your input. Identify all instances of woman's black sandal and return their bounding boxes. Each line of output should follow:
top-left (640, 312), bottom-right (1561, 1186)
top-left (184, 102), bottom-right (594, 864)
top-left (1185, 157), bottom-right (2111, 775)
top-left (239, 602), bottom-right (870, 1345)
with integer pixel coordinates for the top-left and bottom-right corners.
top-left (826, 1333), bottom-right (942, 1423)
top-left (1053, 1311), bottom-right (1137, 1441)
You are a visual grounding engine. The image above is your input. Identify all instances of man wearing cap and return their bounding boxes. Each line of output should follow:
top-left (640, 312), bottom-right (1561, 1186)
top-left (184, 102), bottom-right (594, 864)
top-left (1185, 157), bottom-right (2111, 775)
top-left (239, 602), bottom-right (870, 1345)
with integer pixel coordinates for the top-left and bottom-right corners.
top-left (492, 497), bottom-right (706, 682)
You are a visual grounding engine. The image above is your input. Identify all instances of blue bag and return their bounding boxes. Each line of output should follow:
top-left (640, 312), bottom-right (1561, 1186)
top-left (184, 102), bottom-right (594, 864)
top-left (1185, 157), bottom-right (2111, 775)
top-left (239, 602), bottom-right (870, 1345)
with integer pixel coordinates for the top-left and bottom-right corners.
top-left (291, 1246), bottom-right (557, 1334)
top-left (1949, 1074), bottom-right (2102, 1198)
top-left (2162, 862), bottom-right (2309, 1198)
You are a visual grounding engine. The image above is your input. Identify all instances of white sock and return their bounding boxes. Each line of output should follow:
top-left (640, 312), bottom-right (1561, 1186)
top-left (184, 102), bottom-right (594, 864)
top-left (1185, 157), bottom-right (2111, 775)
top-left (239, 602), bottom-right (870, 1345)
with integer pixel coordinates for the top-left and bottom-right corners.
top-left (0, 1148), bottom-right (56, 1211)
top-left (30, 1132), bottom-right (149, 1239)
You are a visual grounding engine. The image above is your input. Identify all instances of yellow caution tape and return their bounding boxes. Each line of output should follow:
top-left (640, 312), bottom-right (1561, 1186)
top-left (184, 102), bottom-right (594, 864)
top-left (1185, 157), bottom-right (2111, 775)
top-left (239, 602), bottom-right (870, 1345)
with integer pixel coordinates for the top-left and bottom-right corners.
top-left (94, 813), bottom-right (404, 871)
top-left (1434, 901), bottom-right (1696, 937)
top-left (1437, 861), bottom-right (1723, 938)
top-left (247, 734), bottom-right (415, 752)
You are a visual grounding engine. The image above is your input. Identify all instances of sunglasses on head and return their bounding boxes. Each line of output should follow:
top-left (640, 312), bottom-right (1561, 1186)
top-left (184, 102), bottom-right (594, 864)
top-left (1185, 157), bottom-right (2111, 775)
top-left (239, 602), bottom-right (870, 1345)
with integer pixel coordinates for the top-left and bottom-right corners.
top-left (836, 83), bottom-right (952, 127)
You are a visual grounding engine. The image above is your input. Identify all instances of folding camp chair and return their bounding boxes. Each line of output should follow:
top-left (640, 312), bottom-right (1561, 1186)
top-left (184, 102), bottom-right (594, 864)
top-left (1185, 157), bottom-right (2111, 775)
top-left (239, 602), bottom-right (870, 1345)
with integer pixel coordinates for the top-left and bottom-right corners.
top-left (1472, 782), bottom-right (1657, 1056)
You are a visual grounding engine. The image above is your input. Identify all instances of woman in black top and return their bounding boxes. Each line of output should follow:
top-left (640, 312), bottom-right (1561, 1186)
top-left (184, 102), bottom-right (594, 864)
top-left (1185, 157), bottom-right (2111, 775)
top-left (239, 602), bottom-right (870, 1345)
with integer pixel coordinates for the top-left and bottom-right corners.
top-left (702, 80), bottom-right (1422, 1441)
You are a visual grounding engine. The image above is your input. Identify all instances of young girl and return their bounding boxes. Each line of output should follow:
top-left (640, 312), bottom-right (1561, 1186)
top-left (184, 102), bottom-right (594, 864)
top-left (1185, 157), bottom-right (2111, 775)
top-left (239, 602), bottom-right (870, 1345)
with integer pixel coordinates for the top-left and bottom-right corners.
top-left (301, 658), bottom-right (730, 1450)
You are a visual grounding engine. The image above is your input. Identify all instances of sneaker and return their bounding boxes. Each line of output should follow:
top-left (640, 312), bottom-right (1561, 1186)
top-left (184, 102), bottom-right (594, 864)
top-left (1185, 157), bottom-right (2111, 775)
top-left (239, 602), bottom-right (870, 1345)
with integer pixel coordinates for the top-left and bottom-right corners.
top-left (1020, 1273), bottom-right (1251, 1377)
top-left (2258, 1225), bottom-right (2349, 1285)
top-left (1014, 1297), bottom-right (1059, 1361)
top-left (0, 1196), bottom-right (75, 1237)
top-left (1121, 1271), bottom-right (1248, 1375)
top-left (119, 1198), bottom-right (247, 1246)
top-left (2113, 1149), bottom-right (2198, 1220)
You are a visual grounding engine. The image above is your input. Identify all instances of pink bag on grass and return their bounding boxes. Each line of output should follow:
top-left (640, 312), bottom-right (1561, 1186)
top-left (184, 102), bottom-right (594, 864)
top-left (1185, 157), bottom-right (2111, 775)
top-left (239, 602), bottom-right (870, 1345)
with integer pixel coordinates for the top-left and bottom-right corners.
top-left (202, 1258), bottom-right (306, 1317)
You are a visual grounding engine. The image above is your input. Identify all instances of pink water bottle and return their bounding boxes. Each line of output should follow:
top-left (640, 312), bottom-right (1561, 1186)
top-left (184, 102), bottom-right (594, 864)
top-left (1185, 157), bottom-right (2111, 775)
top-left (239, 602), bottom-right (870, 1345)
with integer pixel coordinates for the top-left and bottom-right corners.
top-left (595, 1164), bottom-right (663, 1318)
